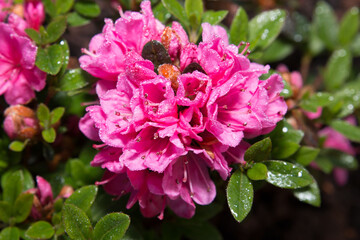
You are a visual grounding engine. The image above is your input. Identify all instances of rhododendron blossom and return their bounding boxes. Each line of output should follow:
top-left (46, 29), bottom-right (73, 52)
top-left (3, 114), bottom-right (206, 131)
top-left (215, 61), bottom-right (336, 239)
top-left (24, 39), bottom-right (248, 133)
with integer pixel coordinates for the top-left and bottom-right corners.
top-left (0, 23), bottom-right (46, 105)
top-left (79, 1), bottom-right (287, 219)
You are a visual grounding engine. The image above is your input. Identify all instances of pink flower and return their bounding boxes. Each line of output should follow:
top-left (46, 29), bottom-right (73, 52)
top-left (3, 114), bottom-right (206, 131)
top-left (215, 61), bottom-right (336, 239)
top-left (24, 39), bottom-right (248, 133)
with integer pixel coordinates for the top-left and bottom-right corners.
top-left (0, 23), bottom-right (46, 105)
top-left (79, 1), bottom-right (287, 219)
top-left (24, 0), bottom-right (45, 31)
top-left (26, 176), bottom-right (73, 220)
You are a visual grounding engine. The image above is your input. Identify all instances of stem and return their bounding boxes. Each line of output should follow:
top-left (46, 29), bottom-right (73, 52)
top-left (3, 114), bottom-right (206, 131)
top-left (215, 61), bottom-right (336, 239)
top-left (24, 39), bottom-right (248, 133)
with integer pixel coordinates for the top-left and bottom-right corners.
top-left (300, 53), bottom-right (312, 82)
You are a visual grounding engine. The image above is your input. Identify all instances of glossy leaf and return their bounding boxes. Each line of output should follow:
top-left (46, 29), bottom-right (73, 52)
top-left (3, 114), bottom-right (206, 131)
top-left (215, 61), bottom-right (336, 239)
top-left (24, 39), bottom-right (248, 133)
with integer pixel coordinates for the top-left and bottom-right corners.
top-left (9, 140), bottom-right (27, 152)
top-left (93, 213), bottom-right (130, 240)
top-left (74, 0), bottom-right (100, 18)
top-left (42, 128), bottom-right (56, 143)
top-left (62, 204), bottom-right (92, 240)
top-left (56, 0), bottom-right (74, 14)
top-left (244, 137), bottom-right (271, 162)
top-left (2, 170), bottom-right (23, 204)
top-left (293, 177), bottom-right (321, 207)
top-left (65, 185), bottom-right (98, 211)
top-left (227, 170), bottom-right (253, 222)
top-left (339, 7), bottom-right (359, 46)
top-left (13, 193), bottom-right (33, 223)
top-left (324, 49), bottom-right (352, 91)
top-left (42, 0), bottom-right (56, 17)
top-left (202, 10), bottom-right (228, 25)
top-left (0, 227), bottom-right (19, 240)
top-left (25, 28), bottom-right (41, 44)
top-left (248, 9), bottom-right (286, 50)
top-left (46, 16), bottom-right (67, 43)
top-left (314, 1), bottom-right (338, 50)
top-left (153, 2), bottom-right (171, 24)
top-left (59, 68), bottom-right (89, 91)
top-left (185, 0), bottom-right (203, 27)
top-left (50, 107), bottom-right (65, 125)
top-left (161, 0), bottom-right (189, 27)
top-left (247, 163), bottom-right (268, 180)
top-left (261, 39), bottom-right (294, 62)
top-left (293, 146), bottom-right (320, 166)
top-left (229, 7), bottom-right (248, 45)
top-left (0, 201), bottom-right (11, 223)
top-left (36, 44), bottom-right (64, 75)
top-left (25, 221), bottom-right (55, 239)
top-left (264, 160), bottom-right (313, 189)
top-left (330, 120), bottom-right (360, 143)
top-left (37, 103), bottom-right (50, 124)
top-left (67, 12), bottom-right (91, 27)
top-left (300, 92), bottom-right (332, 112)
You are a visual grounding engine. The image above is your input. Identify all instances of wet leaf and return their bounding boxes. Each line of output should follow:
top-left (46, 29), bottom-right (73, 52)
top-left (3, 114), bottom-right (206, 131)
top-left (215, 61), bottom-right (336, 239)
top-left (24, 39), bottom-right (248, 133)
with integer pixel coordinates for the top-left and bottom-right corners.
top-left (261, 39), bottom-right (294, 62)
top-left (56, 0), bottom-right (74, 14)
top-left (141, 40), bottom-right (171, 71)
top-left (248, 9), bottom-right (286, 50)
top-left (65, 185), bottom-right (98, 211)
top-left (314, 1), bottom-right (338, 50)
top-left (324, 49), bottom-right (352, 91)
top-left (247, 163), bottom-right (268, 180)
top-left (244, 137), bottom-right (272, 162)
top-left (264, 160), bottom-right (313, 189)
top-left (59, 68), bottom-right (89, 91)
top-left (161, 0), bottom-right (189, 27)
top-left (74, 0), bottom-right (100, 18)
top-left (339, 7), bottom-right (359, 46)
top-left (2, 170), bottom-right (23, 204)
top-left (227, 170), bottom-right (253, 222)
top-left (293, 177), bottom-right (321, 207)
top-left (330, 120), bottom-right (360, 143)
top-left (13, 193), bottom-right (33, 223)
top-left (93, 213), bottom-right (130, 240)
top-left (46, 16), bottom-right (67, 44)
top-left (293, 146), bottom-right (320, 166)
top-left (202, 10), bottom-right (228, 25)
top-left (300, 92), bottom-right (332, 112)
top-left (62, 204), bottom-right (92, 240)
top-left (36, 44), bottom-right (64, 75)
top-left (25, 221), bottom-right (55, 239)
top-left (229, 7), bottom-right (248, 45)
top-left (185, 0), bottom-right (203, 28)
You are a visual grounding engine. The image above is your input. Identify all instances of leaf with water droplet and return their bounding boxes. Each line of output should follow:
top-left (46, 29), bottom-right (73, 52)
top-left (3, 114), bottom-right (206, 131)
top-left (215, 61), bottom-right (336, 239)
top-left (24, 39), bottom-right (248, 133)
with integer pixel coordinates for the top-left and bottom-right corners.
top-left (65, 185), bottom-right (98, 212)
top-left (264, 160), bottom-right (313, 189)
top-left (59, 68), bottom-right (89, 92)
top-left (293, 146), bottom-right (320, 166)
top-left (202, 10), bottom-right (228, 25)
top-left (330, 120), bottom-right (360, 143)
top-left (339, 7), bottom-right (359, 46)
top-left (227, 170), bottom-right (253, 222)
top-left (248, 9), bottom-right (286, 50)
top-left (229, 7), bottom-right (248, 45)
top-left (93, 213), bottom-right (130, 240)
top-left (244, 137), bottom-right (272, 162)
top-left (62, 204), bottom-right (92, 240)
top-left (36, 44), bottom-right (64, 75)
top-left (141, 40), bottom-right (171, 71)
top-left (293, 176), bottom-right (321, 207)
top-left (25, 221), bottom-right (55, 239)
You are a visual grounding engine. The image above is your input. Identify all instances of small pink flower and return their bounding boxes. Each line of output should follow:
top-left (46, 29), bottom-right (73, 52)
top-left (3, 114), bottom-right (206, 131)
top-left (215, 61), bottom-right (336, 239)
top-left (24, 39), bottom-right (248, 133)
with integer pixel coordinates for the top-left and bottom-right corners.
top-left (24, 0), bottom-right (45, 31)
top-left (0, 23), bottom-right (46, 105)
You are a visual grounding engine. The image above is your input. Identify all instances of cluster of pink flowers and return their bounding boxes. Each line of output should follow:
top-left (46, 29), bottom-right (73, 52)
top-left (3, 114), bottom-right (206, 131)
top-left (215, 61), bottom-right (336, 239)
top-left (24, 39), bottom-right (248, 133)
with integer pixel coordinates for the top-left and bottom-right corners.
top-left (79, 1), bottom-right (287, 218)
top-left (0, 0), bottom-right (46, 105)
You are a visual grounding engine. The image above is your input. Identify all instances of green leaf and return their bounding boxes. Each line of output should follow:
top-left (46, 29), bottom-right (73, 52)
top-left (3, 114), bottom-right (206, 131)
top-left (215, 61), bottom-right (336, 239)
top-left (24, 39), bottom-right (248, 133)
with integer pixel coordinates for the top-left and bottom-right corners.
top-left (293, 146), bottom-right (320, 166)
top-left (62, 204), bottom-right (92, 240)
top-left (202, 10), bottom-right (228, 25)
top-left (59, 68), bottom-right (89, 91)
top-left (318, 148), bottom-right (358, 170)
top-left (247, 163), bottom-right (268, 180)
top-left (93, 213), bottom-right (130, 240)
top-left (65, 185), bottom-right (98, 212)
top-left (25, 221), bottom-right (55, 239)
top-left (244, 137), bottom-right (272, 162)
top-left (308, 24), bottom-right (325, 56)
top-left (67, 12), bottom-right (91, 27)
top-left (314, 1), bottom-right (338, 50)
top-left (25, 28), bottom-right (42, 44)
top-left (330, 120), bottom-right (360, 143)
top-left (74, 0), bottom-right (100, 18)
top-left (9, 140), bottom-right (28, 152)
top-left (37, 103), bottom-right (50, 125)
top-left (248, 9), bottom-right (286, 50)
top-left (339, 7), bottom-right (359, 46)
top-left (0, 227), bottom-right (19, 240)
top-left (56, 0), bottom-right (74, 14)
top-left (226, 170), bottom-right (253, 222)
top-left (36, 44), bottom-right (64, 75)
top-left (153, 2), bottom-right (171, 24)
top-left (264, 160), bottom-right (313, 189)
top-left (185, 0), bottom-right (203, 28)
top-left (42, 128), bottom-right (56, 143)
top-left (13, 193), bottom-right (33, 223)
top-left (281, 78), bottom-right (293, 98)
top-left (50, 107), bottom-right (65, 125)
top-left (181, 221), bottom-right (222, 240)
top-left (293, 177), bottom-right (321, 207)
top-left (351, 34), bottom-right (360, 57)
top-left (42, 0), bottom-right (57, 17)
top-left (46, 16), bottom-right (67, 44)
top-left (260, 39), bottom-right (294, 62)
top-left (59, 40), bottom-right (70, 76)
top-left (2, 170), bottom-right (23, 204)
top-left (161, 0), bottom-right (189, 28)
top-left (0, 201), bottom-right (11, 223)
top-left (229, 7), bottom-right (248, 45)
top-left (300, 92), bottom-right (332, 112)
top-left (324, 49), bottom-right (352, 91)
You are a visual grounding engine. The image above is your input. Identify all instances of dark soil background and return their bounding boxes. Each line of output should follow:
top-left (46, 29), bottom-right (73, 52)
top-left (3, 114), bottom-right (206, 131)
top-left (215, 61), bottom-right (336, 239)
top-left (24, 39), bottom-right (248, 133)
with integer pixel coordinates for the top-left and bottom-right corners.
top-left (64, 0), bottom-right (360, 239)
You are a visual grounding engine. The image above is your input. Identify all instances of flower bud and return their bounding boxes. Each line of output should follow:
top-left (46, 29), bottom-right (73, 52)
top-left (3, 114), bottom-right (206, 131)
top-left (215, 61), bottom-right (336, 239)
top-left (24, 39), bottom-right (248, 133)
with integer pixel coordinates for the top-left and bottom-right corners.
top-left (4, 105), bottom-right (39, 141)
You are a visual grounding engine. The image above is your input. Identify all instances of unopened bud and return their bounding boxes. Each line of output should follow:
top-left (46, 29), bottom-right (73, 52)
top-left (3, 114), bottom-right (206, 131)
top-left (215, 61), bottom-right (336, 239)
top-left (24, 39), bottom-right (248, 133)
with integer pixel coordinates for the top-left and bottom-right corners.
top-left (58, 185), bottom-right (74, 198)
top-left (12, 4), bottom-right (24, 18)
top-left (4, 105), bottom-right (39, 141)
